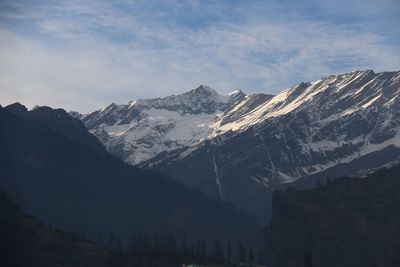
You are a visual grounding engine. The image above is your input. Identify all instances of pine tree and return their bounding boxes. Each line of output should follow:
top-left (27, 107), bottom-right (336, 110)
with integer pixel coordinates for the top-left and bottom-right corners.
top-left (195, 239), bottom-right (201, 257)
top-left (98, 233), bottom-right (104, 247)
top-left (226, 240), bottom-right (232, 263)
top-left (108, 232), bottom-right (115, 250)
top-left (181, 236), bottom-right (188, 257)
top-left (200, 239), bottom-right (207, 259)
top-left (257, 247), bottom-right (265, 264)
top-left (128, 233), bottom-right (135, 252)
top-left (161, 235), bottom-right (167, 251)
top-left (190, 244), bottom-right (196, 258)
top-left (248, 246), bottom-right (254, 266)
top-left (115, 237), bottom-right (122, 252)
top-left (140, 233), bottom-right (149, 252)
top-left (238, 241), bottom-right (246, 263)
top-left (167, 234), bottom-right (177, 253)
top-left (153, 233), bottom-right (160, 251)
top-left (212, 241), bottom-right (224, 262)
top-left (128, 233), bottom-right (138, 252)
top-left (304, 252), bottom-right (313, 267)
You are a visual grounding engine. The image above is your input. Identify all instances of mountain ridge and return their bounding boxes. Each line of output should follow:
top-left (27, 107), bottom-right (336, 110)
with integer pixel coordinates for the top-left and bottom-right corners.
top-left (73, 69), bottom-right (400, 222)
top-left (0, 104), bottom-right (262, 247)
top-left (70, 85), bottom-right (248, 164)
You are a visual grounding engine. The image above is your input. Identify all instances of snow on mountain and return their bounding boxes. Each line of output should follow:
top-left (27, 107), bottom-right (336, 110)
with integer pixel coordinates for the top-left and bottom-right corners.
top-left (74, 85), bottom-right (247, 164)
top-left (140, 70), bottom-right (400, 222)
top-left (212, 70), bottom-right (400, 160)
top-left (73, 70), bottom-right (400, 223)
top-left (75, 70), bottom-right (400, 168)
top-left (214, 70), bottom-right (398, 133)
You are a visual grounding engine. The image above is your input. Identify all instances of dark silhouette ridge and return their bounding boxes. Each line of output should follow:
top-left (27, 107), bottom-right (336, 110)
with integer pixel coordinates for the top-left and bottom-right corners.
top-left (0, 104), bottom-right (262, 251)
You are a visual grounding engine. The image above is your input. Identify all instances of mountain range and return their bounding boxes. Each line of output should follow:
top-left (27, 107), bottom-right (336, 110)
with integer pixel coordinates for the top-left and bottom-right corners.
top-left (2, 68), bottom-right (400, 266)
top-left (72, 70), bottom-right (400, 223)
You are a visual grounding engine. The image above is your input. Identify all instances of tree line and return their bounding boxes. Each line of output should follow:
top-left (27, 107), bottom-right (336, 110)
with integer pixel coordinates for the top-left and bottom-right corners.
top-left (103, 231), bottom-right (266, 266)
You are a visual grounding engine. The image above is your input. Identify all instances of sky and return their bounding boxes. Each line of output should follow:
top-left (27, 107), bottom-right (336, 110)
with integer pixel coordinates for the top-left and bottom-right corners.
top-left (0, 0), bottom-right (399, 113)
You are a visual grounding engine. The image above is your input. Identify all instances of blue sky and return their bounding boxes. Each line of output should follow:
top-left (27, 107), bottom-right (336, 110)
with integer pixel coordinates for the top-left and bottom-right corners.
top-left (0, 0), bottom-right (399, 112)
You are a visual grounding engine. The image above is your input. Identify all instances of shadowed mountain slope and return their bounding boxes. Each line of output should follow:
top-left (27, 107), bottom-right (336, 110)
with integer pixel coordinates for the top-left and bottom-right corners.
top-left (0, 104), bottom-right (262, 248)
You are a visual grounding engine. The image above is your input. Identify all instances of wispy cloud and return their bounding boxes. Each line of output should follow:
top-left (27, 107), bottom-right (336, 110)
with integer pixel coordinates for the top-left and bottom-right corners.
top-left (0, 0), bottom-right (399, 112)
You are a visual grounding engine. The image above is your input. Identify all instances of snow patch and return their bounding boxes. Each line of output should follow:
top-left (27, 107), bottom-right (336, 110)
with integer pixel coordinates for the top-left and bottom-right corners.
top-left (362, 94), bottom-right (382, 109)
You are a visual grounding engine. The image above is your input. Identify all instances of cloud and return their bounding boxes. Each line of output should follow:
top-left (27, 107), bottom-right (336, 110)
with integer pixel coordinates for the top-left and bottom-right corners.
top-left (0, 0), bottom-right (399, 112)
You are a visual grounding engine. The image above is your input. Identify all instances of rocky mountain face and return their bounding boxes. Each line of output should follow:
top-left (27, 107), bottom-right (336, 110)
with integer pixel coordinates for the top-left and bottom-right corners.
top-left (74, 70), bottom-right (400, 223)
top-left (73, 85), bottom-right (247, 164)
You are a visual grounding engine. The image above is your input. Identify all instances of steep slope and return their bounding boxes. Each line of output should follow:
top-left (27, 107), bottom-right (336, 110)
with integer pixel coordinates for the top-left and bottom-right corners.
top-left (5, 103), bottom-right (106, 153)
top-left (266, 164), bottom-right (400, 267)
top-left (72, 85), bottom-right (247, 164)
top-left (75, 70), bottom-right (400, 223)
top-left (141, 70), bottom-right (400, 222)
top-left (0, 105), bottom-right (262, 248)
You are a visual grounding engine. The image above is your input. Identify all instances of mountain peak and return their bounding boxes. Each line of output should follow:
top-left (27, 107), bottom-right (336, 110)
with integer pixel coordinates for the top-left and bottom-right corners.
top-left (100, 102), bottom-right (119, 112)
top-left (4, 102), bottom-right (29, 117)
top-left (351, 69), bottom-right (375, 74)
top-left (227, 89), bottom-right (244, 96)
top-left (189, 85), bottom-right (219, 98)
top-left (5, 102), bottom-right (28, 112)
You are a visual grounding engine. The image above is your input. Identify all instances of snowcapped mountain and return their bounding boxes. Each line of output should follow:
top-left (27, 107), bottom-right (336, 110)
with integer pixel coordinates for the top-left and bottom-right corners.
top-left (74, 85), bottom-right (246, 164)
top-left (73, 70), bottom-right (400, 223)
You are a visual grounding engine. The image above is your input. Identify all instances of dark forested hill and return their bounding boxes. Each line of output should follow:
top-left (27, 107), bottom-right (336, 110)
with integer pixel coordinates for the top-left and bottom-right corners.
top-left (0, 192), bottom-right (253, 267)
top-left (267, 164), bottom-right (400, 267)
top-left (0, 104), bottom-right (261, 249)
top-left (0, 192), bottom-right (110, 267)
